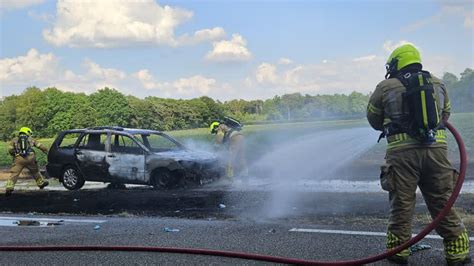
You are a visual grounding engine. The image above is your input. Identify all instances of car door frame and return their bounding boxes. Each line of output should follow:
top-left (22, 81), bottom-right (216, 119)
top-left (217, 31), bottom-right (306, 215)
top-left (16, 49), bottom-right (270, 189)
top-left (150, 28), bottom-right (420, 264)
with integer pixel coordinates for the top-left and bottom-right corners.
top-left (106, 132), bottom-right (148, 184)
top-left (74, 131), bottom-right (110, 182)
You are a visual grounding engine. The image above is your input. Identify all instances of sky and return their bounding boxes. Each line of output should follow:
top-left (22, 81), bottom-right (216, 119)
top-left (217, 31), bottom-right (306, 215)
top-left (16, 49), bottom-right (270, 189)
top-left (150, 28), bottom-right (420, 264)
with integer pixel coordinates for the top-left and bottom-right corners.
top-left (0, 0), bottom-right (473, 100)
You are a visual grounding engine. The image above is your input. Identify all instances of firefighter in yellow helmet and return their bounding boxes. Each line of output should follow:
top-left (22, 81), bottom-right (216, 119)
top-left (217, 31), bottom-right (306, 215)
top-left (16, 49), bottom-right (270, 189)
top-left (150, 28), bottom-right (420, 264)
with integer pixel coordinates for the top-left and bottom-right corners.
top-left (210, 117), bottom-right (248, 183)
top-left (5, 127), bottom-right (49, 196)
top-left (367, 44), bottom-right (470, 265)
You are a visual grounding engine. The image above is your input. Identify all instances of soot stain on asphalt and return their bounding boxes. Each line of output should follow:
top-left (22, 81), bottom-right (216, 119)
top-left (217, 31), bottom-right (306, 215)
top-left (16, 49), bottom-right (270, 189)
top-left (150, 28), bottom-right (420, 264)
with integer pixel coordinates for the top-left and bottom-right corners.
top-left (0, 188), bottom-right (473, 223)
top-left (0, 188), bottom-right (234, 219)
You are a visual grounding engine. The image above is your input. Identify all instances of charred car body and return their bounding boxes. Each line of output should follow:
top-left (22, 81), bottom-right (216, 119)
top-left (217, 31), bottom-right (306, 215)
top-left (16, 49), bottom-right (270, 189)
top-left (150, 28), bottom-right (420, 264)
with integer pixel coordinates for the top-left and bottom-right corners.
top-left (46, 127), bottom-right (223, 190)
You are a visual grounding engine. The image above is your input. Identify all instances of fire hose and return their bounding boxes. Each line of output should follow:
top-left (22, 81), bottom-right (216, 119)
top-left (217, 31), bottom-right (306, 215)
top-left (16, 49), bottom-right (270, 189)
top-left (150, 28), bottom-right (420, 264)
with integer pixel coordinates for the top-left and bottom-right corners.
top-left (0, 121), bottom-right (468, 265)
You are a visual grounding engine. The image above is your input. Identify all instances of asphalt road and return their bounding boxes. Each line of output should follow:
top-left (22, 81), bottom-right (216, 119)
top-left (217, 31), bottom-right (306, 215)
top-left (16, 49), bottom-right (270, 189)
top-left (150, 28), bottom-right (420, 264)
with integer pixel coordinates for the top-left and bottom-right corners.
top-left (0, 213), bottom-right (464, 265)
top-left (0, 184), bottom-right (473, 265)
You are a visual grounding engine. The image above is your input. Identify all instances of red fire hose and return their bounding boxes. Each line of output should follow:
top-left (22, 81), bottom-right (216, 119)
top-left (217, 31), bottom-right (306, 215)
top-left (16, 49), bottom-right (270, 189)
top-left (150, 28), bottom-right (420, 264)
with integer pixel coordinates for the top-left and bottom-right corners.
top-left (0, 122), bottom-right (468, 265)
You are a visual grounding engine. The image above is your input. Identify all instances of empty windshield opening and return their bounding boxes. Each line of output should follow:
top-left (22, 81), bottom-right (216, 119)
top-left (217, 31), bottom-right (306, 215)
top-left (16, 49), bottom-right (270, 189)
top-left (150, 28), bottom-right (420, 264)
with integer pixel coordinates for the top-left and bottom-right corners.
top-left (135, 133), bottom-right (181, 152)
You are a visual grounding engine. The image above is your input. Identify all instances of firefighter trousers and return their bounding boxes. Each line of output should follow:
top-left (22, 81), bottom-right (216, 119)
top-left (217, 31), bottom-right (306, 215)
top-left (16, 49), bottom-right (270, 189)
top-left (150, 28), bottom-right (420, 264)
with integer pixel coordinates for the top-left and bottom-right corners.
top-left (381, 147), bottom-right (469, 261)
top-left (5, 153), bottom-right (47, 191)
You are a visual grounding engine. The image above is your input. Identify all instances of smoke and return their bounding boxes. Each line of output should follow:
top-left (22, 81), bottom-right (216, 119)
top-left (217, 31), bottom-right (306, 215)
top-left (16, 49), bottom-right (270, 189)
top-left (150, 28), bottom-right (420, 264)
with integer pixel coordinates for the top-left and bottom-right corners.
top-left (250, 127), bottom-right (379, 218)
top-left (181, 138), bottom-right (215, 153)
top-left (180, 126), bottom-right (380, 220)
top-left (180, 138), bottom-right (231, 171)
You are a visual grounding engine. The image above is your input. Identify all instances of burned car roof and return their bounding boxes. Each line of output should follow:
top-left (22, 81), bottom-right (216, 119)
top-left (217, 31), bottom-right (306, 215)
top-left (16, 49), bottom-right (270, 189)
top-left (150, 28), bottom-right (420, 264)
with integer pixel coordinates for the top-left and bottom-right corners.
top-left (61, 126), bottom-right (163, 135)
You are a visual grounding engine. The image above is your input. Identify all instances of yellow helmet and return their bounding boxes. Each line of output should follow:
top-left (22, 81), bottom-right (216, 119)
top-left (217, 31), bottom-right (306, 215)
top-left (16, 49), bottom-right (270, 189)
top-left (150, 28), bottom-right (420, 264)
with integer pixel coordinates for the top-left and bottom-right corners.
top-left (209, 121), bottom-right (220, 134)
top-left (386, 44), bottom-right (421, 78)
top-left (19, 127), bottom-right (32, 136)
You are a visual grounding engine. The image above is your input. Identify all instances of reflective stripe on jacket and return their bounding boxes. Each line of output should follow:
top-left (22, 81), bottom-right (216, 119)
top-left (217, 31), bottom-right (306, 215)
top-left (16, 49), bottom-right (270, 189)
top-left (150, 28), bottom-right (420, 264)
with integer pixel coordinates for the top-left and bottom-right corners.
top-left (8, 136), bottom-right (48, 156)
top-left (386, 129), bottom-right (447, 150)
top-left (367, 75), bottom-right (451, 151)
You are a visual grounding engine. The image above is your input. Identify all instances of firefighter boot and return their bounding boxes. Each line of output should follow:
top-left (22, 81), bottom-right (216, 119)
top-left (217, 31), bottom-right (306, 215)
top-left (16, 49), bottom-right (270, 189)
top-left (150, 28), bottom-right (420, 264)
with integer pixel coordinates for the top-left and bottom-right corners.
top-left (38, 180), bottom-right (49, 189)
top-left (5, 180), bottom-right (15, 196)
top-left (386, 231), bottom-right (410, 265)
top-left (445, 230), bottom-right (470, 265)
top-left (34, 174), bottom-right (49, 190)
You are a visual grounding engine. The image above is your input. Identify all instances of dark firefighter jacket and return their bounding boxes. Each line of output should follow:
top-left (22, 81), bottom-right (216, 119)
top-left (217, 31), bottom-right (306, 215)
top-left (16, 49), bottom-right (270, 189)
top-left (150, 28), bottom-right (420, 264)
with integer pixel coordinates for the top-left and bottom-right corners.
top-left (8, 136), bottom-right (48, 157)
top-left (367, 75), bottom-right (451, 151)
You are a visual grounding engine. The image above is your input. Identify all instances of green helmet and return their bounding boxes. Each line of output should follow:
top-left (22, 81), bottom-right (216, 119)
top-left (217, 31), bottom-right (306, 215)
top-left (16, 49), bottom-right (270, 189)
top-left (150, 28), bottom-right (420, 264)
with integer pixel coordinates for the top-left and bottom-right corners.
top-left (209, 121), bottom-right (220, 134)
top-left (19, 127), bottom-right (32, 136)
top-left (386, 44), bottom-right (421, 78)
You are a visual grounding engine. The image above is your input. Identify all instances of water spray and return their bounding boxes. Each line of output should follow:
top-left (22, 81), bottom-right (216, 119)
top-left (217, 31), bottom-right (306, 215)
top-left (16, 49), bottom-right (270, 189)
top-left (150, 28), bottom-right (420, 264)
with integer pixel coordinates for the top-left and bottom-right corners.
top-left (0, 122), bottom-right (467, 265)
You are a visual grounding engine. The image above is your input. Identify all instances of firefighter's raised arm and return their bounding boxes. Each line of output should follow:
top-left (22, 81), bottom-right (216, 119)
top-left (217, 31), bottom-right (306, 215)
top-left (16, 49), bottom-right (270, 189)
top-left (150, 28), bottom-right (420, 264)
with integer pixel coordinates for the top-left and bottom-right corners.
top-left (32, 139), bottom-right (49, 154)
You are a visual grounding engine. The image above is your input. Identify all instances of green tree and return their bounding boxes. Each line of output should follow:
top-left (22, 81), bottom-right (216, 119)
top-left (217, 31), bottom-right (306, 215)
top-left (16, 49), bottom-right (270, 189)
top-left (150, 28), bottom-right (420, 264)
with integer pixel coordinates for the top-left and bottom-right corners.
top-left (199, 96), bottom-right (225, 123)
top-left (0, 95), bottom-right (19, 141)
top-left (90, 88), bottom-right (130, 126)
top-left (15, 87), bottom-right (49, 137)
top-left (443, 72), bottom-right (458, 87)
top-left (447, 69), bottom-right (474, 112)
top-left (348, 92), bottom-right (369, 115)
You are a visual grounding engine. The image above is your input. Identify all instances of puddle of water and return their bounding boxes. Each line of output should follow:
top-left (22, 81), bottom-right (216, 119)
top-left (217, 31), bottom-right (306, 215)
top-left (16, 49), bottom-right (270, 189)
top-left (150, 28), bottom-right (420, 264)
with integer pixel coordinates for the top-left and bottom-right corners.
top-left (0, 220), bottom-right (17, 227)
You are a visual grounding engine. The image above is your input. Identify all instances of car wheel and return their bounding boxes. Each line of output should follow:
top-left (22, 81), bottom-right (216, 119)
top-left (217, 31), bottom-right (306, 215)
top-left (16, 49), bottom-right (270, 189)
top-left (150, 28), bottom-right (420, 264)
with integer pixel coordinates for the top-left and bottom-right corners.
top-left (62, 166), bottom-right (85, 190)
top-left (151, 169), bottom-right (177, 189)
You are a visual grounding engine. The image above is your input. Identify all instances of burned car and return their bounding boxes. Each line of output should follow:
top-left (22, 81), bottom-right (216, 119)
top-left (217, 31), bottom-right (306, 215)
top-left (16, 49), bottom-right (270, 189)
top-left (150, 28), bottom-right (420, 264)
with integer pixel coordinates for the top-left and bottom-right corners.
top-left (46, 127), bottom-right (223, 190)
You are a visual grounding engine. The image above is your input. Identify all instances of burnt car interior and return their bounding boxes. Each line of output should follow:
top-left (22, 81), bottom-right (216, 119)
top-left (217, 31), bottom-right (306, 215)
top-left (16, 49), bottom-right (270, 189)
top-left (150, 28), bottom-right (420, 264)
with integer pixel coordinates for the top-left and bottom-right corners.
top-left (78, 133), bottom-right (106, 151)
top-left (58, 132), bottom-right (82, 149)
top-left (136, 133), bottom-right (181, 153)
top-left (111, 134), bottom-right (144, 154)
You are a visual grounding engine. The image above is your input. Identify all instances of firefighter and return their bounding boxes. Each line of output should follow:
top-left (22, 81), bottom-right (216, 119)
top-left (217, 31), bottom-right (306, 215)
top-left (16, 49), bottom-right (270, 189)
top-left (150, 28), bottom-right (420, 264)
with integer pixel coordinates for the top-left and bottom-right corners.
top-left (367, 44), bottom-right (470, 265)
top-left (210, 117), bottom-right (248, 182)
top-left (5, 127), bottom-right (49, 196)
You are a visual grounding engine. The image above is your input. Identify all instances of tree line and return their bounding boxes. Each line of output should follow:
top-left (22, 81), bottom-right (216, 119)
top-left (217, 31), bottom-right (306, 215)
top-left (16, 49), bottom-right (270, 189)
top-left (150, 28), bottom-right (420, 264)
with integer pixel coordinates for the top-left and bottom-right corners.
top-left (0, 68), bottom-right (472, 140)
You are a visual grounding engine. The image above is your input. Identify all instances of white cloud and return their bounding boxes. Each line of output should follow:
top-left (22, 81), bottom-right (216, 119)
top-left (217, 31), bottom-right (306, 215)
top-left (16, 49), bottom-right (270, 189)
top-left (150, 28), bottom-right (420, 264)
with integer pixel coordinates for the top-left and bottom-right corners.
top-left (382, 40), bottom-right (418, 53)
top-left (248, 56), bottom-right (386, 96)
top-left (50, 60), bottom-right (128, 94)
top-left (0, 49), bottom-right (58, 84)
top-left (43, 0), bottom-right (225, 48)
top-left (178, 27), bottom-right (226, 45)
top-left (440, 2), bottom-right (474, 29)
top-left (256, 63), bottom-right (278, 84)
top-left (205, 34), bottom-right (252, 62)
top-left (278, 57), bottom-right (293, 65)
top-left (83, 59), bottom-right (126, 80)
top-left (245, 39), bottom-right (463, 99)
top-left (403, 2), bottom-right (474, 31)
top-left (0, 0), bottom-right (44, 11)
top-left (0, 49), bottom-right (128, 95)
top-left (133, 69), bottom-right (156, 90)
top-left (173, 75), bottom-right (217, 95)
top-left (0, 43), bottom-right (463, 101)
top-left (465, 13), bottom-right (474, 28)
top-left (352, 55), bottom-right (377, 62)
top-left (0, 49), bottom-right (232, 99)
top-left (133, 69), bottom-right (220, 98)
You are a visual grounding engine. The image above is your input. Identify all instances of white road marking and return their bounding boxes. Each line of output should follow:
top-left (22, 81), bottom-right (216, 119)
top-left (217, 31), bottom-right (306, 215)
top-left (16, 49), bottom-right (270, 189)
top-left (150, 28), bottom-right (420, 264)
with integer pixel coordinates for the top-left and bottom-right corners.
top-left (0, 216), bottom-right (106, 224)
top-left (289, 228), bottom-right (474, 241)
